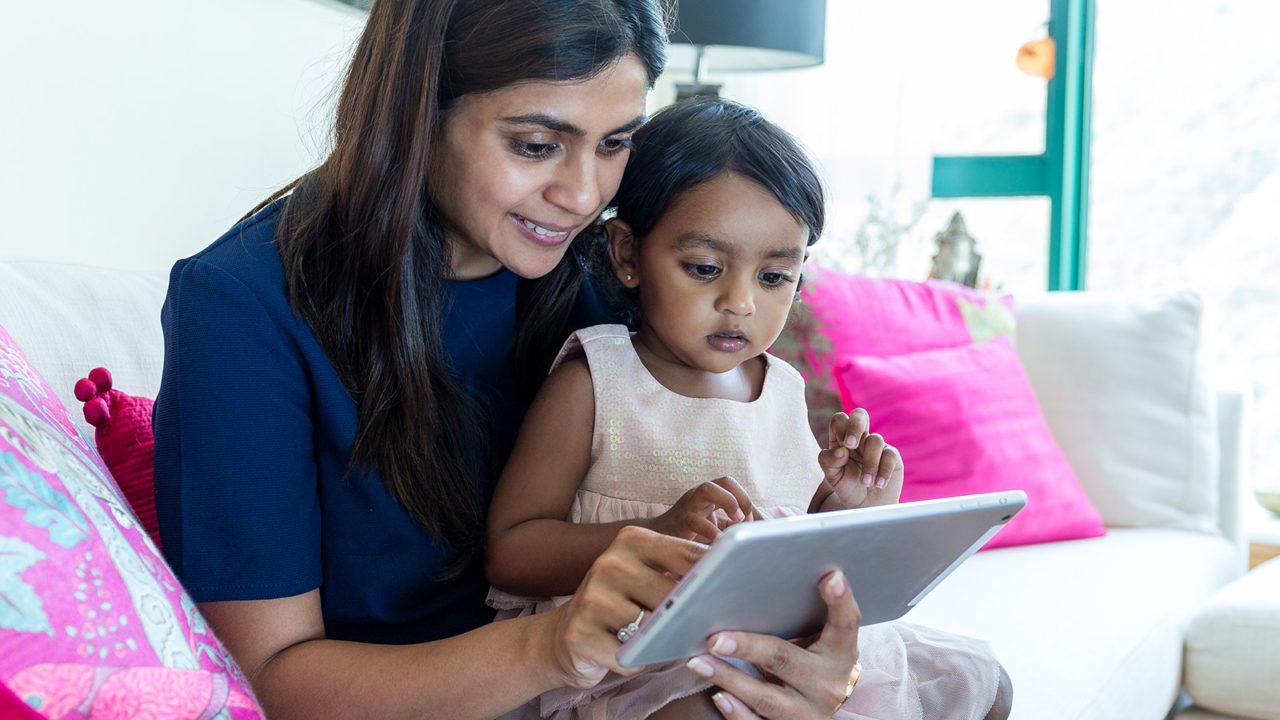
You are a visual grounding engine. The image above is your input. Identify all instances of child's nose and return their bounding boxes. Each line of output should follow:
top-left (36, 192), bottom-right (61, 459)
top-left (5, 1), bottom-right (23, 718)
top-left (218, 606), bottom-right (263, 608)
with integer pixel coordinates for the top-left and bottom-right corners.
top-left (716, 278), bottom-right (755, 316)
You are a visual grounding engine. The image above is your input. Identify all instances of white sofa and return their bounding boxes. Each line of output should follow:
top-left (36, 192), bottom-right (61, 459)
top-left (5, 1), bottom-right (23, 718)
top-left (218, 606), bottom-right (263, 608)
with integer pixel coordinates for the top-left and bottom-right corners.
top-left (0, 258), bottom-right (1250, 720)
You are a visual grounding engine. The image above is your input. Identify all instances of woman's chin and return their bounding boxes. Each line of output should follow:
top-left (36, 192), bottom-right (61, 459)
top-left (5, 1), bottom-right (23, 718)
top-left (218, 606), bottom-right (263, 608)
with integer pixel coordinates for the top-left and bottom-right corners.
top-left (501, 248), bottom-right (574, 280)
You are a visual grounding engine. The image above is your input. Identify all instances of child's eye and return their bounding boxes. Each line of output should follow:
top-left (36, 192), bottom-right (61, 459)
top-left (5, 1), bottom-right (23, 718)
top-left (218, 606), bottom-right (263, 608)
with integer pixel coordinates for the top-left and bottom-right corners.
top-left (685, 263), bottom-right (721, 279)
top-left (759, 271), bottom-right (795, 287)
top-left (510, 140), bottom-right (559, 160)
top-left (599, 136), bottom-right (634, 156)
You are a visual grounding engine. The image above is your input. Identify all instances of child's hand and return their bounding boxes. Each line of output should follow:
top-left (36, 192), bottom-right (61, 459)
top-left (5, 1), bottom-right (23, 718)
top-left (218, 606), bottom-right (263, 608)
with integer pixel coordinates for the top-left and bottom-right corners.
top-left (812, 410), bottom-right (904, 512)
top-left (649, 476), bottom-right (760, 543)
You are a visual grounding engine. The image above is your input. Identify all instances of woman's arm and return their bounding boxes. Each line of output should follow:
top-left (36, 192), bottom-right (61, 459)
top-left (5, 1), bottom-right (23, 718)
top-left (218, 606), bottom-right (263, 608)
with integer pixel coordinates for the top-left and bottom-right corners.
top-left (206, 528), bottom-right (706, 720)
top-left (486, 358), bottom-right (641, 596)
top-left (202, 591), bottom-right (564, 720)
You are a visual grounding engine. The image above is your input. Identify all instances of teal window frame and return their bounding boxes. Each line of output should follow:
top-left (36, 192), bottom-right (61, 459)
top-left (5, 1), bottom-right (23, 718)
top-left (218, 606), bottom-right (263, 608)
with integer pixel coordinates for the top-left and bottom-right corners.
top-left (930, 0), bottom-right (1095, 291)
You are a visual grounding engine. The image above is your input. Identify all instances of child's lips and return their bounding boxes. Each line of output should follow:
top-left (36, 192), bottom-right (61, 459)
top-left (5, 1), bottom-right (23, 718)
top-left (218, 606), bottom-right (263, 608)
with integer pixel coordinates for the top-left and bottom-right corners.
top-left (707, 330), bottom-right (749, 352)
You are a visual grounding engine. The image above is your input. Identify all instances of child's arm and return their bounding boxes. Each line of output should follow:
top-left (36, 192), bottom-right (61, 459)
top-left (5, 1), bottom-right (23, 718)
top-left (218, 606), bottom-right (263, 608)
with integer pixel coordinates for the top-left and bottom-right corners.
top-left (486, 358), bottom-right (755, 597)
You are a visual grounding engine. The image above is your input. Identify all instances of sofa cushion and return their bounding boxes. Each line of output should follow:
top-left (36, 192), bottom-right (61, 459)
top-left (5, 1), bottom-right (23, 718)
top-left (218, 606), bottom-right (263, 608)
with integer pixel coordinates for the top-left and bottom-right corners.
top-left (1014, 291), bottom-right (1220, 533)
top-left (0, 260), bottom-right (168, 446)
top-left (904, 528), bottom-right (1240, 720)
top-left (834, 337), bottom-right (1105, 549)
top-left (771, 267), bottom-right (1014, 438)
top-left (1184, 557), bottom-right (1280, 720)
top-left (0, 322), bottom-right (262, 718)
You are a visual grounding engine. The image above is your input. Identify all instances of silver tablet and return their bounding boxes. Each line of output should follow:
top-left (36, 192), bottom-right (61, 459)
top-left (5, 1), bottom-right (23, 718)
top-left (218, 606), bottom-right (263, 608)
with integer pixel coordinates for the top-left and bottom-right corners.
top-left (616, 490), bottom-right (1026, 668)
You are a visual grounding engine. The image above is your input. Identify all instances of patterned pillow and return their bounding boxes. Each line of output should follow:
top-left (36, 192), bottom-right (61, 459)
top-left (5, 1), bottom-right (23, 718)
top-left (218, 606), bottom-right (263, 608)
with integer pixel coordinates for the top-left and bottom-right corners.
top-left (0, 323), bottom-right (263, 719)
top-left (772, 266), bottom-right (1015, 439)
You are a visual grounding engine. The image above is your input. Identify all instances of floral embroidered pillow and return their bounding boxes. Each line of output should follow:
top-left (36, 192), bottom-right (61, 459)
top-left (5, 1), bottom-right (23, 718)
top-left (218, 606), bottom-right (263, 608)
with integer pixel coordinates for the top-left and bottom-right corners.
top-left (0, 323), bottom-right (262, 719)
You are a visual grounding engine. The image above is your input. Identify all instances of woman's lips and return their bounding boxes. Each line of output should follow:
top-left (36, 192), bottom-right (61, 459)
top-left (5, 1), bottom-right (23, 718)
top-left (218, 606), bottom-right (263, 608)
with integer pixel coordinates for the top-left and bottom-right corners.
top-left (510, 214), bottom-right (573, 248)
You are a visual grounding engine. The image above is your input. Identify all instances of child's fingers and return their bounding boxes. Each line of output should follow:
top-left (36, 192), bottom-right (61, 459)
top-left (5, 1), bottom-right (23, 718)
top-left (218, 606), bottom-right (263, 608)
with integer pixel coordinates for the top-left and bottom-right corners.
top-left (828, 409), bottom-right (870, 450)
top-left (854, 434), bottom-right (886, 487)
top-left (684, 514), bottom-right (724, 543)
top-left (874, 445), bottom-right (903, 490)
top-left (710, 476), bottom-right (757, 522)
top-left (817, 446), bottom-right (850, 479)
top-left (827, 412), bottom-right (850, 450)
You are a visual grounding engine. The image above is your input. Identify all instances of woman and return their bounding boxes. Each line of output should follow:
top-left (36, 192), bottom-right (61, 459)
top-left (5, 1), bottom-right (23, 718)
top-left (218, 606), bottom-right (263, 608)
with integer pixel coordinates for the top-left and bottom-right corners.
top-left (153, 1), bottom-right (1009, 718)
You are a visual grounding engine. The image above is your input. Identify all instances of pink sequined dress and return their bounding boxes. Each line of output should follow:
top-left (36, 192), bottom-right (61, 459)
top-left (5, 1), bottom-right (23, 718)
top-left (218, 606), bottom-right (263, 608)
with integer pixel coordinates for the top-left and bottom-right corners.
top-left (490, 325), bottom-right (1003, 720)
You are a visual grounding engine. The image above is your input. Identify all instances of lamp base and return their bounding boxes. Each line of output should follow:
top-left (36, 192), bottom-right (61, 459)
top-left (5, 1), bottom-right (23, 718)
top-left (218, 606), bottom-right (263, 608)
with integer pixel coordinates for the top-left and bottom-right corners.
top-left (675, 82), bottom-right (722, 102)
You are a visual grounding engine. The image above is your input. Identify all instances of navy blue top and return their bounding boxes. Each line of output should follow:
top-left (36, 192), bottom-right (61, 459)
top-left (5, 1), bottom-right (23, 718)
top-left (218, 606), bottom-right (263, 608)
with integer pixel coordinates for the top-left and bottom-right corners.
top-left (153, 199), bottom-right (612, 644)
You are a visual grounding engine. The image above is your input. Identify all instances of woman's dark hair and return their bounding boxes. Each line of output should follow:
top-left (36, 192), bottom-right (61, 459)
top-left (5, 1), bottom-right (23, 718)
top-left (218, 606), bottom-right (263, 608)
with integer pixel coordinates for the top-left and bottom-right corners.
top-left (250, 0), bottom-right (670, 577)
top-left (594, 97), bottom-right (825, 321)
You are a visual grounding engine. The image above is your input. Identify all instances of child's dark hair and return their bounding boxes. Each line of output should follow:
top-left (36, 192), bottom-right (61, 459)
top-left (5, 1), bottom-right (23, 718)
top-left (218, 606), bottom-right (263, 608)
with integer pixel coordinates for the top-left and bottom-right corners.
top-left (593, 97), bottom-right (825, 320)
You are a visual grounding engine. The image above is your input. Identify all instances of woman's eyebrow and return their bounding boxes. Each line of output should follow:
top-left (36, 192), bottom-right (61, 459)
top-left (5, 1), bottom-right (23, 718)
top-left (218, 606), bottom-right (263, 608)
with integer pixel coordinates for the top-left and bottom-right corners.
top-left (501, 113), bottom-right (645, 137)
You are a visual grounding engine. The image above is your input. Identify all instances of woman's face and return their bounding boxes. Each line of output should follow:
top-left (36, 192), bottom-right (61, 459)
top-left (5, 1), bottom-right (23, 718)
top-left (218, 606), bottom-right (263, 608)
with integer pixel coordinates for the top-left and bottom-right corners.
top-left (435, 54), bottom-right (650, 280)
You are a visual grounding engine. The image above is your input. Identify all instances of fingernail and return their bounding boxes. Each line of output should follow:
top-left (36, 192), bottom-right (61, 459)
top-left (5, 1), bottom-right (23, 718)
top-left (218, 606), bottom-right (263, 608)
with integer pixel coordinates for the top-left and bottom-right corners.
top-left (875, 476), bottom-right (887, 489)
top-left (710, 633), bottom-right (737, 656)
top-left (845, 436), bottom-right (859, 449)
top-left (826, 571), bottom-right (847, 597)
top-left (712, 692), bottom-right (733, 714)
top-left (834, 447), bottom-right (846, 459)
top-left (687, 656), bottom-right (715, 678)
top-left (862, 473), bottom-right (874, 487)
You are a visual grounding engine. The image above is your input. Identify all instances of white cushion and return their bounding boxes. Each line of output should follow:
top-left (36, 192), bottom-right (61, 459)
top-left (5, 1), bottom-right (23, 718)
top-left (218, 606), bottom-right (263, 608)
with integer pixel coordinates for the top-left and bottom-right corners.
top-left (1015, 291), bottom-right (1220, 533)
top-left (1184, 557), bottom-right (1280, 720)
top-left (0, 259), bottom-right (169, 443)
top-left (903, 528), bottom-right (1239, 720)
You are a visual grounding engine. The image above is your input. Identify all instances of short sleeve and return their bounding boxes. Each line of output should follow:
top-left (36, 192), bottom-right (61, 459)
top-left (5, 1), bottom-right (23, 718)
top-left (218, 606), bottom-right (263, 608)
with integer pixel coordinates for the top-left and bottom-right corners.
top-left (153, 258), bottom-right (321, 601)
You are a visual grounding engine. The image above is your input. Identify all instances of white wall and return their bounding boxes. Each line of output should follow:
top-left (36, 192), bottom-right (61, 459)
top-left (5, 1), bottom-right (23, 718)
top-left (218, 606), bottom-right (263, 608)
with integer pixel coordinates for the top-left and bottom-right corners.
top-left (0, 0), bottom-right (365, 271)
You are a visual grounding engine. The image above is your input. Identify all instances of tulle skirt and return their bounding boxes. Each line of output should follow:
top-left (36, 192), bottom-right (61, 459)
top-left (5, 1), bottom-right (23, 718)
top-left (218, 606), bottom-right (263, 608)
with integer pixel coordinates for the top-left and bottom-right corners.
top-left (492, 614), bottom-right (1001, 720)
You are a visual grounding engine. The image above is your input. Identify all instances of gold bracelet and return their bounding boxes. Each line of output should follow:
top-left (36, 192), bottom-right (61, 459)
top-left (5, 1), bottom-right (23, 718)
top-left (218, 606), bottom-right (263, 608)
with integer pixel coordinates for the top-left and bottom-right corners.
top-left (833, 661), bottom-right (863, 716)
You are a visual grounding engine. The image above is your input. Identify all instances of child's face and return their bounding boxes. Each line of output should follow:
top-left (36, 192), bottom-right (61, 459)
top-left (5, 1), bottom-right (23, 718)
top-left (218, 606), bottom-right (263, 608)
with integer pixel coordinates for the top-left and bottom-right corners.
top-left (615, 172), bottom-right (809, 375)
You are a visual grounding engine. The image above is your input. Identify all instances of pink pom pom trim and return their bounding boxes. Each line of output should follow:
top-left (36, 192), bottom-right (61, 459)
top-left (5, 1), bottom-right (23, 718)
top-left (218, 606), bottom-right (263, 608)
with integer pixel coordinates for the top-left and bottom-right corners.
top-left (84, 397), bottom-right (111, 427)
top-left (75, 367), bottom-right (116, 426)
top-left (88, 367), bottom-right (113, 393)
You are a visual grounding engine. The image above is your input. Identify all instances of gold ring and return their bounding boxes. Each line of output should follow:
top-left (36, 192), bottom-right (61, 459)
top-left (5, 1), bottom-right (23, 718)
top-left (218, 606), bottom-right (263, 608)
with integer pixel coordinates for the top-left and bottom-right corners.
top-left (833, 661), bottom-right (862, 715)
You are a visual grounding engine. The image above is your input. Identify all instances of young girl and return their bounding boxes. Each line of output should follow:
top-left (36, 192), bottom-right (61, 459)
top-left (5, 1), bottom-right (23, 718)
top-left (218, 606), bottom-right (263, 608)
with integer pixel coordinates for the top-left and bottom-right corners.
top-left (485, 99), bottom-right (1006, 720)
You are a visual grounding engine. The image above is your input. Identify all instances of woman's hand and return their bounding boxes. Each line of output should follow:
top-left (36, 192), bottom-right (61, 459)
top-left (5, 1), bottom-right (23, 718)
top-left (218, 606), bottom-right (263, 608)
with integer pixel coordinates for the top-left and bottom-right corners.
top-left (684, 570), bottom-right (862, 719)
top-left (541, 525), bottom-right (707, 689)
top-left (811, 410), bottom-right (903, 512)
top-left (648, 476), bottom-right (760, 542)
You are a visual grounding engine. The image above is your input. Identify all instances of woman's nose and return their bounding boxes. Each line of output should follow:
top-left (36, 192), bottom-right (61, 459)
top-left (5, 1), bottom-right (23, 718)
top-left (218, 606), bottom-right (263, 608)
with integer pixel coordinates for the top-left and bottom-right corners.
top-left (545, 154), bottom-right (602, 217)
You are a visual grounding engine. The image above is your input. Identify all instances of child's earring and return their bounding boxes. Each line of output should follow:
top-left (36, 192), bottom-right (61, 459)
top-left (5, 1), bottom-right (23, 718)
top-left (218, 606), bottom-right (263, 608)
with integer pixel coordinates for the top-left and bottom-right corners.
top-left (626, 274), bottom-right (633, 282)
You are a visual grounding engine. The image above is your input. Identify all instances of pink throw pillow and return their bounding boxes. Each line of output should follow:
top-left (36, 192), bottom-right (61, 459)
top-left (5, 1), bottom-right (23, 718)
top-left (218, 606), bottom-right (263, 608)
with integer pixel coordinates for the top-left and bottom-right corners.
top-left (74, 368), bottom-right (160, 550)
top-left (834, 337), bottom-right (1106, 549)
top-left (772, 267), bottom-right (1014, 438)
top-left (0, 323), bottom-right (263, 718)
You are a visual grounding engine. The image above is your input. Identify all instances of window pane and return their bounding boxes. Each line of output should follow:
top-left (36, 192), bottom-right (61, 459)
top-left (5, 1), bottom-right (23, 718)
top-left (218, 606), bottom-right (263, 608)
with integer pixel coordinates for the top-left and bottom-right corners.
top-left (693, 0), bottom-right (1052, 289)
top-left (1088, 0), bottom-right (1280, 492)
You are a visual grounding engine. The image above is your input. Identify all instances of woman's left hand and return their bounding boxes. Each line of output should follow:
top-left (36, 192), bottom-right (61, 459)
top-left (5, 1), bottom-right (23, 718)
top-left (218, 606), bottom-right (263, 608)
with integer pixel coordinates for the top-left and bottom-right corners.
top-left (684, 570), bottom-right (862, 719)
top-left (811, 409), bottom-right (903, 512)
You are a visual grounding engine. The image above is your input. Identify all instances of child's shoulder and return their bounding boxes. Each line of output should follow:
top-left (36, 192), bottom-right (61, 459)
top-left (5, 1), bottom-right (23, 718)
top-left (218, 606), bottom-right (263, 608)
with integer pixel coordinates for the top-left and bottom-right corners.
top-left (764, 351), bottom-right (807, 388)
top-left (549, 323), bottom-right (633, 373)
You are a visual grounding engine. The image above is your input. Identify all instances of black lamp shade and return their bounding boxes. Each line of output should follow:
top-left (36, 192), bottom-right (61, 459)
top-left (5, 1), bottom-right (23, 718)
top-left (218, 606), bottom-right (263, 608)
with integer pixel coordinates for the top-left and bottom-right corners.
top-left (670, 0), bottom-right (826, 72)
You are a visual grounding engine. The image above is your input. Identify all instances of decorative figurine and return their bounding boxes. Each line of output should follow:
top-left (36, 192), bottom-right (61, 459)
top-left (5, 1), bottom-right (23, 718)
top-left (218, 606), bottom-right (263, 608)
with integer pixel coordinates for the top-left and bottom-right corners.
top-left (929, 212), bottom-right (983, 288)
